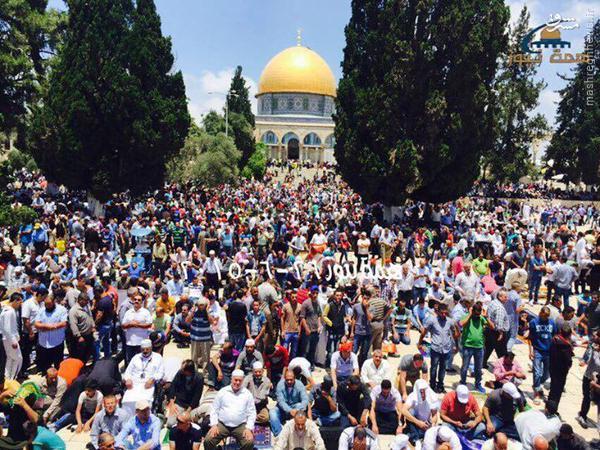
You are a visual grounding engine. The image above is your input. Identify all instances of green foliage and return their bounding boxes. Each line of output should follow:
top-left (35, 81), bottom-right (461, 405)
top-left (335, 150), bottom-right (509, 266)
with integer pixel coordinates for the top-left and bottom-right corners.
top-left (27, 0), bottom-right (190, 200)
top-left (203, 110), bottom-right (225, 135)
top-left (228, 66), bottom-right (255, 127)
top-left (242, 142), bottom-right (267, 179)
top-left (227, 66), bottom-right (255, 168)
top-left (545, 20), bottom-right (600, 185)
top-left (203, 108), bottom-right (255, 171)
top-left (0, 0), bottom-right (65, 135)
top-left (335, 0), bottom-right (509, 204)
top-left (484, 6), bottom-right (549, 183)
top-left (7, 148), bottom-right (38, 171)
top-left (0, 193), bottom-right (37, 228)
top-left (167, 124), bottom-right (241, 187)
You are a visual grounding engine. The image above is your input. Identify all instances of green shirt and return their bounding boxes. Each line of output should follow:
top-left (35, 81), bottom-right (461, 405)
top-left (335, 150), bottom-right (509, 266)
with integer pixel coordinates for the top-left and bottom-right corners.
top-left (153, 314), bottom-right (170, 332)
top-left (461, 315), bottom-right (488, 348)
top-left (472, 258), bottom-right (489, 276)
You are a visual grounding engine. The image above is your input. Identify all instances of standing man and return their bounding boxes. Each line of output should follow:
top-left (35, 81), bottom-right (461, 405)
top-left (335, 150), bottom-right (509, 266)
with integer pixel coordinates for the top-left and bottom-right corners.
top-left (548, 324), bottom-right (574, 407)
top-left (0, 292), bottom-right (23, 379)
top-left (368, 288), bottom-right (391, 352)
top-left (227, 291), bottom-right (248, 352)
top-left (281, 291), bottom-right (302, 359)
top-left (528, 306), bottom-right (557, 405)
top-left (68, 293), bottom-right (96, 363)
top-left (121, 294), bottom-right (152, 365)
top-left (455, 264), bottom-right (480, 302)
top-left (20, 287), bottom-right (45, 377)
top-left (551, 256), bottom-right (578, 307)
top-left (460, 302), bottom-right (494, 393)
top-left (322, 289), bottom-right (347, 367)
top-left (483, 289), bottom-right (511, 368)
top-left (34, 295), bottom-right (68, 373)
top-left (187, 297), bottom-right (213, 372)
top-left (204, 370), bottom-right (256, 450)
top-left (419, 303), bottom-right (458, 393)
top-left (299, 287), bottom-right (322, 368)
top-left (351, 289), bottom-right (373, 366)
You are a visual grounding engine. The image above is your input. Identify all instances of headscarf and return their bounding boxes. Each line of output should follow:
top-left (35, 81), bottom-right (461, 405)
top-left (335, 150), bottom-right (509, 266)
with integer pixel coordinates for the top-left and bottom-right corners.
top-left (413, 379), bottom-right (439, 406)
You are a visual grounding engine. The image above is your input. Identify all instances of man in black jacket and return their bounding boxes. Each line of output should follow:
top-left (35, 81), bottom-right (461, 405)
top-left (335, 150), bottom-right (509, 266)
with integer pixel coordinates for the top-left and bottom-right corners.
top-left (548, 323), bottom-right (574, 407)
top-left (336, 375), bottom-right (371, 429)
top-left (323, 289), bottom-right (348, 367)
top-left (166, 360), bottom-right (204, 427)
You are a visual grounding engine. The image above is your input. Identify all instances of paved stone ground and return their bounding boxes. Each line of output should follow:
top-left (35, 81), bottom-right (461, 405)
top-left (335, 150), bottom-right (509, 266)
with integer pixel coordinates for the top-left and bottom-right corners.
top-left (53, 293), bottom-right (599, 449)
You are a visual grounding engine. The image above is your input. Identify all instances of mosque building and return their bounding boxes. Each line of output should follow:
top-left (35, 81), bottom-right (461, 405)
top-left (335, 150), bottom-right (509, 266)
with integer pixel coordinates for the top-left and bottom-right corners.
top-left (255, 34), bottom-right (337, 163)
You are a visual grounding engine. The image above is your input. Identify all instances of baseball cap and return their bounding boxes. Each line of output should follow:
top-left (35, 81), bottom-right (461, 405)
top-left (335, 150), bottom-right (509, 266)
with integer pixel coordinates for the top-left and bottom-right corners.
top-left (135, 400), bottom-right (150, 410)
top-left (456, 385), bottom-right (469, 404)
top-left (502, 382), bottom-right (521, 399)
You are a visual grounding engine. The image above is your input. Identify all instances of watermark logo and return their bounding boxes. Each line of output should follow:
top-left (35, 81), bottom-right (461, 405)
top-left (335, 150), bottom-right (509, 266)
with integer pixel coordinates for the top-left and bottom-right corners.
top-left (509, 14), bottom-right (591, 66)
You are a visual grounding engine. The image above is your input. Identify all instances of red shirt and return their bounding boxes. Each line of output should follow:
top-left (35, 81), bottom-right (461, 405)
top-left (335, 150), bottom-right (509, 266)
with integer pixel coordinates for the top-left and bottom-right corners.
top-left (264, 345), bottom-right (289, 371)
top-left (441, 391), bottom-right (480, 422)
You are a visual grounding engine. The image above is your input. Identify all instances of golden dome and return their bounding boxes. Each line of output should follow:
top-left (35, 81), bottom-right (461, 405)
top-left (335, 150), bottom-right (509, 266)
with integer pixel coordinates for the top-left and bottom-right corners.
top-left (258, 45), bottom-right (336, 97)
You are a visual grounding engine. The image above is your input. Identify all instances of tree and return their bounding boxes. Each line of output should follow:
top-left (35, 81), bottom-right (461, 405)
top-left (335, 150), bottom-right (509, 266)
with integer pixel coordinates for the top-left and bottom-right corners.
top-left (203, 110), bottom-right (225, 135)
top-left (228, 66), bottom-right (254, 126)
top-left (166, 123), bottom-right (240, 186)
top-left (227, 66), bottom-right (255, 168)
top-left (0, 0), bottom-right (65, 135)
top-left (335, 0), bottom-right (509, 204)
top-left (241, 142), bottom-right (267, 179)
top-left (544, 20), bottom-right (599, 185)
top-left (28, 0), bottom-right (190, 200)
top-left (483, 6), bottom-right (548, 183)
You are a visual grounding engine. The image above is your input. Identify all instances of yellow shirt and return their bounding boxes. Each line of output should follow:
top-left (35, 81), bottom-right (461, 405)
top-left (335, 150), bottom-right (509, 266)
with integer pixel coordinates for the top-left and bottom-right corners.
top-left (156, 296), bottom-right (176, 315)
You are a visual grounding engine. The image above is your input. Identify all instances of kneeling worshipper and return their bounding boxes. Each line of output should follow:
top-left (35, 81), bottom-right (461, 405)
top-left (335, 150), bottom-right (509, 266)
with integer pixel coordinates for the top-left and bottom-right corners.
top-left (122, 339), bottom-right (164, 416)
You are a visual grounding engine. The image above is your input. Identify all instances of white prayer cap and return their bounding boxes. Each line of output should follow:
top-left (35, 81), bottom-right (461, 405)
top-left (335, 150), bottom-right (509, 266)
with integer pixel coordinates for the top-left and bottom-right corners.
top-left (438, 426), bottom-right (453, 442)
top-left (245, 338), bottom-right (256, 347)
top-left (140, 339), bottom-right (152, 349)
top-left (391, 434), bottom-right (409, 450)
top-left (252, 361), bottom-right (263, 370)
top-left (232, 369), bottom-right (245, 378)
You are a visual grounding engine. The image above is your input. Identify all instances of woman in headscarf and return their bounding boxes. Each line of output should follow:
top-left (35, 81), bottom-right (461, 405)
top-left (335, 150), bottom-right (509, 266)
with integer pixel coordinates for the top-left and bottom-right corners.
top-left (401, 378), bottom-right (440, 444)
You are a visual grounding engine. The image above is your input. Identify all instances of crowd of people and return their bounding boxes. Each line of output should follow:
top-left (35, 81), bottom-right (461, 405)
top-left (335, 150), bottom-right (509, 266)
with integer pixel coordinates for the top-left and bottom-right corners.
top-left (0, 164), bottom-right (598, 450)
top-left (471, 181), bottom-right (600, 202)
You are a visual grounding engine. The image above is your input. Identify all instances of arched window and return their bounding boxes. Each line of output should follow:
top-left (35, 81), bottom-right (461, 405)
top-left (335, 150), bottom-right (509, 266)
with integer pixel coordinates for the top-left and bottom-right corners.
top-left (303, 132), bottom-right (322, 146)
top-left (325, 134), bottom-right (335, 147)
top-left (261, 131), bottom-right (278, 145)
top-left (282, 132), bottom-right (299, 144)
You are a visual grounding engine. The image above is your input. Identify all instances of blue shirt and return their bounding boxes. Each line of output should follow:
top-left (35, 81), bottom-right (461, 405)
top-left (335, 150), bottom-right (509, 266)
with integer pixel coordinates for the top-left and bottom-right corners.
top-left (529, 318), bottom-right (557, 354)
top-left (35, 305), bottom-right (68, 349)
top-left (116, 415), bottom-right (161, 450)
top-left (32, 426), bottom-right (66, 450)
top-left (275, 379), bottom-right (308, 413)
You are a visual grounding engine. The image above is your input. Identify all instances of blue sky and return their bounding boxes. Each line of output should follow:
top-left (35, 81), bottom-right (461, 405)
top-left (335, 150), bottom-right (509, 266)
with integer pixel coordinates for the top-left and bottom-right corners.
top-left (48, 0), bottom-right (597, 131)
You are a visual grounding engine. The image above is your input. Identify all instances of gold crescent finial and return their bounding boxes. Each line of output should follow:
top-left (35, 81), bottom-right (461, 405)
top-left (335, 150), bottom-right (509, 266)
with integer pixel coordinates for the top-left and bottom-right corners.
top-left (297, 28), bottom-right (302, 46)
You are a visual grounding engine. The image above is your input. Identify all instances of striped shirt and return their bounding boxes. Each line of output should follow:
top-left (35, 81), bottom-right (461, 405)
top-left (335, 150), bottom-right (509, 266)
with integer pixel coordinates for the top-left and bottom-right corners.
top-left (369, 297), bottom-right (388, 322)
top-left (190, 309), bottom-right (212, 342)
top-left (486, 299), bottom-right (510, 332)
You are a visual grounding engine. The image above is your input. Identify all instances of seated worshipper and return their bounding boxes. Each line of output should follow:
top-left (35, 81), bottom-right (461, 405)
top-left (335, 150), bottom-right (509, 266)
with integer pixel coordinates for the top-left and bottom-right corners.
top-left (168, 411), bottom-right (202, 450)
top-left (263, 344), bottom-right (289, 389)
top-left (391, 434), bottom-right (411, 450)
top-left (273, 410), bottom-right (326, 450)
top-left (338, 425), bottom-right (379, 450)
top-left (0, 387), bottom-right (43, 444)
top-left (369, 379), bottom-right (403, 435)
top-left (270, 370), bottom-right (309, 436)
top-left (482, 382), bottom-right (526, 441)
top-left (308, 375), bottom-right (341, 426)
top-left (361, 349), bottom-right (391, 389)
top-left (121, 294), bottom-right (152, 365)
top-left (514, 402), bottom-right (561, 450)
top-left (235, 338), bottom-right (264, 375)
top-left (204, 370), bottom-right (256, 450)
top-left (97, 433), bottom-right (116, 450)
top-left (288, 356), bottom-right (316, 388)
top-left (152, 307), bottom-right (171, 344)
top-left (493, 352), bottom-right (527, 389)
top-left (391, 299), bottom-right (413, 347)
top-left (171, 304), bottom-right (191, 346)
top-left (207, 340), bottom-right (239, 389)
top-left (337, 375), bottom-right (372, 429)
top-left (50, 380), bottom-right (103, 432)
top-left (242, 361), bottom-right (272, 425)
top-left (24, 421), bottom-right (66, 450)
top-left (556, 424), bottom-right (590, 450)
top-left (422, 425), bottom-right (461, 450)
top-left (123, 339), bottom-right (164, 415)
top-left (402, 378), bottom-right (440, 444)
top-left (116, 400), bottom-right (161, 450)
top-left (440, 384), bottom-right (486, 440)
top-left (331, 341), bottom-right (360, 389)
top-left (38, 368), bottom-right (67, 423)
top-left (89, 394), bottom-right (129, 450)
top-left (397, 353), bottom-right (428, 401)
top-left (481, 432), bottom-right (523, 450)
top-left (165, 359), bottom-right (204, 427)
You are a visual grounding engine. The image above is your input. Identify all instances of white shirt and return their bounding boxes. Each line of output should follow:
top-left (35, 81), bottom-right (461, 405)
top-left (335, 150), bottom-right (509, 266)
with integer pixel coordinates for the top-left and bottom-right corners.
top-left (338, 427), bottom-right (379, 450)
top-left (124, 352), bottom-right (164, 384)
top-left (122, 307), bottom-right (152, 346)
top-left (288, 357), bottom-right (312, 379)
top-left (21, 298), bottom-right (40, 332)
top-left (422, 426), bottom-right (461, 450)
top-left (0, 306), bottom-right (19, 343)
top-left (360, 359), bottom-right (390, 386)
top-left (455, 271), bottom-right (480, 300)
top-left (209, 385), bottom-right (256, 430)
top-left (514, 410), bottom-right (561, 450)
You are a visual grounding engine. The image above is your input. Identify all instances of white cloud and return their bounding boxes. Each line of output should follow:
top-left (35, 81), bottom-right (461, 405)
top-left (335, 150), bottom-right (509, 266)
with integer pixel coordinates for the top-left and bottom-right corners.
top-left (506, 0), bottom-right (541, 26)
top-left (183, 69), bottom-right (258, 125)
top-left (533, 89), bottom-right (561, 127)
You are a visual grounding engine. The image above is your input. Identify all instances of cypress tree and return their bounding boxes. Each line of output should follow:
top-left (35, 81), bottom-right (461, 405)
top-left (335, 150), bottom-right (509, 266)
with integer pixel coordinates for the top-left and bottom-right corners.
top-left (335, 0), bottom-right (509, 204)
top-left (228, 66), bottom-right (254, 127)
top-left (227, 66), bottom-right (255, 169)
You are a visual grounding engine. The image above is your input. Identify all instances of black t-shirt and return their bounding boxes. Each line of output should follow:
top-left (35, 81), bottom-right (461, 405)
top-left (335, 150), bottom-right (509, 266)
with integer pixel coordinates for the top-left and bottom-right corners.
top-left (227, 301), bottom-right (247, 334)
top-left (484, 389), bottom-right (523, 424)
top-left (96, 295), bottom-right (114, 326)
top-left (591, 251), bottom-right (600, 278)
top-left (169, 424), bottom-right (203, 450)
